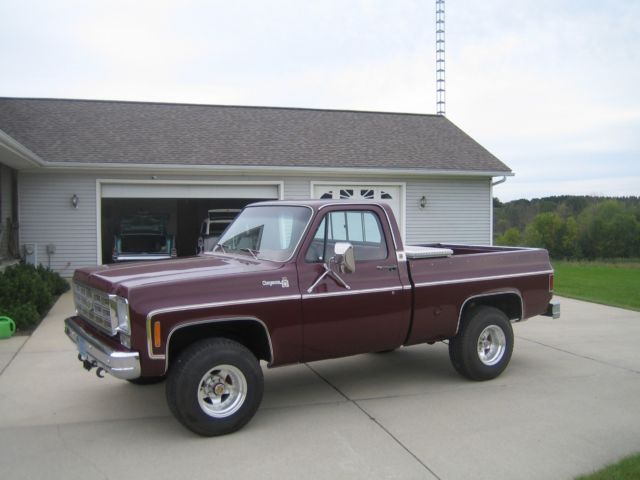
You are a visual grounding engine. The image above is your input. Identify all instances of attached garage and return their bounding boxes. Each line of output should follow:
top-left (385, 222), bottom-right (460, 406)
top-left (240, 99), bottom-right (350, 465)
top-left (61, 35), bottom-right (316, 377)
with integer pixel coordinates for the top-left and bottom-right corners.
top-left (98, 180), bottom-right (282, 263)
top-left (0, 98), bottom-right (513, 275)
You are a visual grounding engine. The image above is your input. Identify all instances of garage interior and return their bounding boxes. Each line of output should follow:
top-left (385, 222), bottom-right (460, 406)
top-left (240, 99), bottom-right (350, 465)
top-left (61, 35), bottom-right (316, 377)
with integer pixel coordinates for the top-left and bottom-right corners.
top-left (100, 197), bottom-right (271, 264)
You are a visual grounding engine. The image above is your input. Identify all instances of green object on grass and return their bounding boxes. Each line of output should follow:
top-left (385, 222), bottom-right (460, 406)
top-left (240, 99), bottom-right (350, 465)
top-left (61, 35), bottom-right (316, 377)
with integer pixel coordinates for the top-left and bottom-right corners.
top-left (0, 316), bottom-right (16, 339)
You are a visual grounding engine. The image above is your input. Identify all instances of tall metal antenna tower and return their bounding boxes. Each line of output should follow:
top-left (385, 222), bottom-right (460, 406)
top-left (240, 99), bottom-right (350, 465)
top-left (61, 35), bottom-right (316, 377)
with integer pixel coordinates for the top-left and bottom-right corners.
top-left (436, 0), bottom-right (446, 115)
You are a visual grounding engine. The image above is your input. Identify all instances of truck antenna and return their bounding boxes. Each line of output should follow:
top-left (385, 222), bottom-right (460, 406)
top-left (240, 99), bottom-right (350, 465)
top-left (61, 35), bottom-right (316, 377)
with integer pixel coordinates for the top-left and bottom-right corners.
top-left (436, 0), bottom-right (446, 115)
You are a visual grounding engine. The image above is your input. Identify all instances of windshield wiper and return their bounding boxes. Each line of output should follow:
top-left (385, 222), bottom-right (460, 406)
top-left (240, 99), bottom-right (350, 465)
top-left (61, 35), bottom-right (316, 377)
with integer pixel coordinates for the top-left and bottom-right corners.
top-left (213, 243), bottom-right (227, 254)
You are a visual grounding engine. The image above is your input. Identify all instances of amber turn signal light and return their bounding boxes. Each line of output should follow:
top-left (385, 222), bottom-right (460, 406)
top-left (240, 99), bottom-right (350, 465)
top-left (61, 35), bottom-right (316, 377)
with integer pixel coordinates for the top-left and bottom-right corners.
top-left (153, 321), bottom-right (162, 348)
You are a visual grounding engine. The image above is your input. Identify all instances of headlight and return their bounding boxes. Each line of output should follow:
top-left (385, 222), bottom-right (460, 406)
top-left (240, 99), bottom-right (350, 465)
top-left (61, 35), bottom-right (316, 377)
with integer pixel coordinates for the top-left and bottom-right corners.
top-left (109, 295), bottom-right (131, 336)
top-left (115, 296), bottom-right (131, 334)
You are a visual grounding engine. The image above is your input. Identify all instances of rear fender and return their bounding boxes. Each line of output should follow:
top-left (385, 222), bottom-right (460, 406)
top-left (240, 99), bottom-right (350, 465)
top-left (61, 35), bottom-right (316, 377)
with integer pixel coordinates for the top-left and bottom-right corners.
top-left (456, 290), bottom-right (523, 335)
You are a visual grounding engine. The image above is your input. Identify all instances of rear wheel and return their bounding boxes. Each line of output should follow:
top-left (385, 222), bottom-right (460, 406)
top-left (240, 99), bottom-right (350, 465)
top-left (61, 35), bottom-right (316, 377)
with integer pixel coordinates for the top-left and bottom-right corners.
top-left (449, 306), bottom-right (513, 381)
top-left (166, 337), bottom-right (263, 436)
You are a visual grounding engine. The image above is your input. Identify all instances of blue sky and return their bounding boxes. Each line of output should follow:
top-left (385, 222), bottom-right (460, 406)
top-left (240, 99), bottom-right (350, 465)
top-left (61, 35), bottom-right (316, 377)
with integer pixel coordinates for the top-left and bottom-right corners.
top-left (1, 0), bottom-right (638, 201)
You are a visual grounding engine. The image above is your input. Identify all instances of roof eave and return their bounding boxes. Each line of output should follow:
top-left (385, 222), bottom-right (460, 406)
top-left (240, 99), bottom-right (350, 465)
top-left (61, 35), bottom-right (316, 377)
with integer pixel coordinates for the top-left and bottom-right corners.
top-left (0, 129), bottom-right (45, 170)
top-left (22, 161), bottom-right (513, 178)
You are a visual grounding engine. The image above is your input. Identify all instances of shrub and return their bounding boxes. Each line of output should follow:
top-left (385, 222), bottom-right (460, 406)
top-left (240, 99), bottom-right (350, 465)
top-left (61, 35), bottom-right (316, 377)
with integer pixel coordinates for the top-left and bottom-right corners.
top-left (1, 303), bottom-right (40, 330)
top-left (0, 263), bottom-right (69, 332)
top-left (36, 264), bottom-right (70, 296)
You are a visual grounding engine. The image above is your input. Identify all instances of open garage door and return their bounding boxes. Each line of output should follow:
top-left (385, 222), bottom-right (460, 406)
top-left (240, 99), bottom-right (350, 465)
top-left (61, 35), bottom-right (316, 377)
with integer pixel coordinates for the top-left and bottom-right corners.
top-left (99, 181), bottom-right (281, 264)
top-left (101, 183), bottom-right (280, 199)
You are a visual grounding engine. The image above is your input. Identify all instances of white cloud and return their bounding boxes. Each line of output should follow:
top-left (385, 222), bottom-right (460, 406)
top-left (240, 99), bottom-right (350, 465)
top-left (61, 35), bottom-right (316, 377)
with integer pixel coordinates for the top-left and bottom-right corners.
top-left (0, 0), bottom-right (638, 200)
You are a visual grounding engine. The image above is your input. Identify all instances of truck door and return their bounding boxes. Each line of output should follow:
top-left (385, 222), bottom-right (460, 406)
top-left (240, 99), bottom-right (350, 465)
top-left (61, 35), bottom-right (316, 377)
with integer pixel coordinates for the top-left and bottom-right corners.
top-left (298, 206), bottom-right (410, 361)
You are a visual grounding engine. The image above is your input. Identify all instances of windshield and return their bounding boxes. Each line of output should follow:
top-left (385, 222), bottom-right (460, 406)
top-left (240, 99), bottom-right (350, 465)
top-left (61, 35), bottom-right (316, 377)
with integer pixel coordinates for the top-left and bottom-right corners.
top-left (213, 205), bottom-right (312, 262)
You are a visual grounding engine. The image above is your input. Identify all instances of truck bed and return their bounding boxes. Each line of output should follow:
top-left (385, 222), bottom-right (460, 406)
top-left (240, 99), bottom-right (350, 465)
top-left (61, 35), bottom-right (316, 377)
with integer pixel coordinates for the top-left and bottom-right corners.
top-left (403, 243), bottom-right (553, 346)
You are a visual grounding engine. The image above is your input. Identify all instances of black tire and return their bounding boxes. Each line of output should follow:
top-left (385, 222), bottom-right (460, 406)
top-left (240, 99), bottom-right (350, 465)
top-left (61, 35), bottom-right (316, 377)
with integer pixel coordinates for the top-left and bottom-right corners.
top-left (448, 306), bottom-right (513, 381)
top-left (127, 376), bottom-right (165, 385)
top-left (166, 337), bottom-right (263, 436)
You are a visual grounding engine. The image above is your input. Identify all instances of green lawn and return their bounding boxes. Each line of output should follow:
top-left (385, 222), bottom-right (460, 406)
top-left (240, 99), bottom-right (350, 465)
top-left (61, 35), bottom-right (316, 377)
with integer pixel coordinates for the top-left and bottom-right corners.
top-left (576, 453), bottom-right (640, 479)
top-left (552, 260), bottom-right (640, 311)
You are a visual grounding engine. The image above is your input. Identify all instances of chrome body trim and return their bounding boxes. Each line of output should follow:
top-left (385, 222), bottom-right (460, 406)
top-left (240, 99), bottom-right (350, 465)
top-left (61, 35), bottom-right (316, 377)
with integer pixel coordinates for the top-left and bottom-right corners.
top-left (64, 316), bottom-right (141, 380)
top-left (413, 270), bottom-right (554, 289)
top-left (302, 285), bottom-right (404, 300)
top-left (455, 291), bottom-right (524, 335)
top-left (113, 254), bottom-right (173, 261)
top-left (420, 243), bottom-right (546, 253)
top-left (146, 294), bottom-right (300, 360)
top-left (163, 316), bottom-right (275, 372)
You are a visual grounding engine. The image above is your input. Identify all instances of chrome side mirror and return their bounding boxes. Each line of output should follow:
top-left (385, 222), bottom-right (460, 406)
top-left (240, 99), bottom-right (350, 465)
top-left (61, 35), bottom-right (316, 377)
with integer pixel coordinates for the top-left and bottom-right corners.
top-left (333, 242), bottom-right (355, 274)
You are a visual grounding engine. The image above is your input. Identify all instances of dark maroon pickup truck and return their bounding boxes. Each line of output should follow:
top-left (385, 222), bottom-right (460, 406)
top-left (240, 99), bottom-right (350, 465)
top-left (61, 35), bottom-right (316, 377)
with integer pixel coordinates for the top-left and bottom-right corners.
top-left (65, 200), bottom-right (559, 436)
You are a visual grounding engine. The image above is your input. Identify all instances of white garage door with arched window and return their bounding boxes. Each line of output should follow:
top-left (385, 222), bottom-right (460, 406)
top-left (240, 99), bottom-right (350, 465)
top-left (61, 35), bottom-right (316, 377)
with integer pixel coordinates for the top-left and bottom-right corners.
top-left (311, 183), bottom-right (405, 238)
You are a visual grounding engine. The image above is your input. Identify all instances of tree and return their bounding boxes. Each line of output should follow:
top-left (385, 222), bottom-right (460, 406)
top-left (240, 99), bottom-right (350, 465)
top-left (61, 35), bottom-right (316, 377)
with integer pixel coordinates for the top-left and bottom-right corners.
top-left (496, 227), bottom-right (522, 246)
top-left (524, 212), bottom-right (563, 256)
top-left (578, 200), bottom-right (640, 259)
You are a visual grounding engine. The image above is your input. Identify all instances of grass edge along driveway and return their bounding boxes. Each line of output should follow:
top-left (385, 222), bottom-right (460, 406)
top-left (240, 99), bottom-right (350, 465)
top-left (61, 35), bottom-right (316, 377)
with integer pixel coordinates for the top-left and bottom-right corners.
top-left (575, 452), bottom-right (640, 480)
top-left (552, 260), bottom-right (640, 311)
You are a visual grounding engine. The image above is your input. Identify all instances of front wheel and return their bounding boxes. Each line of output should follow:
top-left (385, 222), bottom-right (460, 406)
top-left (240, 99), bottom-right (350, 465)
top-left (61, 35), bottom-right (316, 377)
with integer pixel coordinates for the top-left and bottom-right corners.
top-left (166, 338), bottom-right (264, 436)
top-left (449, 306), bottom-right (513, 381)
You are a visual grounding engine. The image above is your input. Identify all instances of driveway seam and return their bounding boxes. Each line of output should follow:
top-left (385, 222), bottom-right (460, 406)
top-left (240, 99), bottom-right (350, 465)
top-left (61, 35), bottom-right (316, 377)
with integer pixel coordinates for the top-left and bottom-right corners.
top-left (0, 337), bottom-right (29, 376)
top-left (305, 363), bottom-right (441, 480)
top-left (517, 336), bottom-right (640, 374)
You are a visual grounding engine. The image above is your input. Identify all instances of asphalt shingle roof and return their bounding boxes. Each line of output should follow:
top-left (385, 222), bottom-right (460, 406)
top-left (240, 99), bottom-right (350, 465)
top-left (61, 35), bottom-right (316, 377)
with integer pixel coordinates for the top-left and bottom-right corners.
top-left (0, 98), bottom-right (511, 173)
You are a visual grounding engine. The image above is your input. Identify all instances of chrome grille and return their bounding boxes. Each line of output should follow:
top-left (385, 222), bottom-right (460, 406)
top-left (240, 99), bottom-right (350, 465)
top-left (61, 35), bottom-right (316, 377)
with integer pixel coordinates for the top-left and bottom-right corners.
top-left (73, 282), bottom-right (117, 335)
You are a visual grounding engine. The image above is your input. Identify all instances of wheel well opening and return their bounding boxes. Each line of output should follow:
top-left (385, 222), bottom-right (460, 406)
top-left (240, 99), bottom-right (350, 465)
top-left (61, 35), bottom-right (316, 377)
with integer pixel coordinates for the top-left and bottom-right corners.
top-left (167, 320), bottom-right (272, 370)
top-left (461, 293), bottom-right (523, 324)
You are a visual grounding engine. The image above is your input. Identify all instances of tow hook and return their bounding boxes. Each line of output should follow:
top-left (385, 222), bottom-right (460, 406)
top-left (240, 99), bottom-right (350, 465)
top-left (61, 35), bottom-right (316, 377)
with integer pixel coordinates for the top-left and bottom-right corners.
top-left (78, 353), bottom-right (100, 375)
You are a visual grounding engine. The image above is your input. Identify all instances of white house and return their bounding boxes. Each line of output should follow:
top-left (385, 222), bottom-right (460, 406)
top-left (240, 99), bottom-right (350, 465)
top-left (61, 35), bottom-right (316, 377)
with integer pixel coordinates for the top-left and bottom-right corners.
top-left (0, 98), bottom-right (511, 276)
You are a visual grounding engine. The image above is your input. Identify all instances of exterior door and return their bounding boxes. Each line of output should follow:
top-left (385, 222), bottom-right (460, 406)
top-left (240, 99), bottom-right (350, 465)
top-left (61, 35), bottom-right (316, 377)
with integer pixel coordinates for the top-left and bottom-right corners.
top-left (298, 205), bottom-right (410, 362)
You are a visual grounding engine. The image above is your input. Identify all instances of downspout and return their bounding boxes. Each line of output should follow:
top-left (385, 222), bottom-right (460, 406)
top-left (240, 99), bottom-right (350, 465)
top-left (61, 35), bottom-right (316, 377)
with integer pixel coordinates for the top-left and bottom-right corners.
top-left (491, 176), bottom-right (507, 187)
top-left (489, 177), bottom-right (507, 246)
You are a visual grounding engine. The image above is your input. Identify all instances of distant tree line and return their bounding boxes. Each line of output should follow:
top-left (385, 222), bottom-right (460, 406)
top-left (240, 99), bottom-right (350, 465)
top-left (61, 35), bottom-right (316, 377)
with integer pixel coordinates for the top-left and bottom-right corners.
top-left (493, 196), bottom-right (640, 259)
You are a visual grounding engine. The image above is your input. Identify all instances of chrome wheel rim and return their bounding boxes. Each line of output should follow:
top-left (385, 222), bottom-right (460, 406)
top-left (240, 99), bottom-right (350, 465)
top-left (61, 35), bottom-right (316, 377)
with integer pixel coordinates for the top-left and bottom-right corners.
top-left (477, 325), bottom-right (506, 366)
top-left (197, 364), bottom-right (247, 418)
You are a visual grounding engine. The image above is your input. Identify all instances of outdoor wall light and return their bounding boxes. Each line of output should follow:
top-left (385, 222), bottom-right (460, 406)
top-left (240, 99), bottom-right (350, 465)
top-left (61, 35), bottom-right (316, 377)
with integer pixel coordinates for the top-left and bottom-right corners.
top-left (419, 195), bottom-right (427, 209)
top-left (71, 194), bottom-right (79, 209)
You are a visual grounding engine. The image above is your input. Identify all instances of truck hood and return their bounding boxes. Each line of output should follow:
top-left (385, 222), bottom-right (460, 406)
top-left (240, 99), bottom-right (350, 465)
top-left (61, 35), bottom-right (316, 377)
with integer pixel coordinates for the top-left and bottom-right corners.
top-left (74, 255), bottom-right (282, 294)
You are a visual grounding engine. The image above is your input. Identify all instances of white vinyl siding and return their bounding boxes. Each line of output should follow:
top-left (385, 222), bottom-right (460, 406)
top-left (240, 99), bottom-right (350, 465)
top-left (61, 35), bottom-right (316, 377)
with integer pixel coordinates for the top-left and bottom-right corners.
top-left (282, 177), bottom-right (310, 200)
top-left (16, 172), bottom-right (491, 275)
top-left (19, 172), bottom-right (98, 275)
top-left (405, 177), bottom-right (491, 245)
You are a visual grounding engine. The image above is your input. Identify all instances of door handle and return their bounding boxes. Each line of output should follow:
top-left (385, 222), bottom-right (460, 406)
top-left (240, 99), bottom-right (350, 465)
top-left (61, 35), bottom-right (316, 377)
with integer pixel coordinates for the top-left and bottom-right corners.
top-left (376, 265), bottom-right (397, 271)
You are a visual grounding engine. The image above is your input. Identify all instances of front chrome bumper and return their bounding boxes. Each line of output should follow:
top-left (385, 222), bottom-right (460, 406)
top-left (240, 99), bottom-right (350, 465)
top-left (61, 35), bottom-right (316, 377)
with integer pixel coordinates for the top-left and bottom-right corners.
top-left (65, 317), bottom-right (141, 380)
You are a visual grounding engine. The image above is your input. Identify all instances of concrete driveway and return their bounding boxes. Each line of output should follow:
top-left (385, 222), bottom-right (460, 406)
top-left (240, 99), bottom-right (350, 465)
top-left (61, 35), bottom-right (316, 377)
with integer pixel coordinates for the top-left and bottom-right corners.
top-left (1, 293), bottom-right (639, 480)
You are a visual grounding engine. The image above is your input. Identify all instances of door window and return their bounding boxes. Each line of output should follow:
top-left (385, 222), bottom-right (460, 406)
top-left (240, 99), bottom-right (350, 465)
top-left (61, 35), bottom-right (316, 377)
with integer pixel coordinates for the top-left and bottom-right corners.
top-left (305, 210), bottom-right (387, 262)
